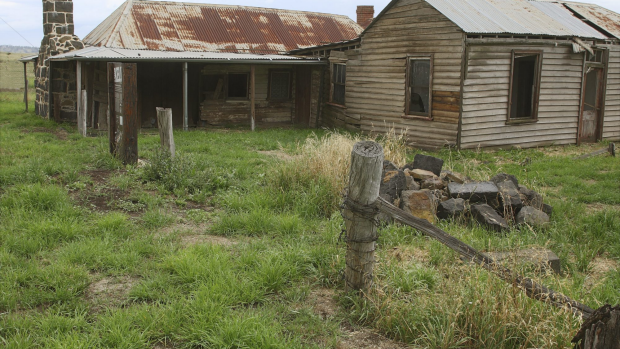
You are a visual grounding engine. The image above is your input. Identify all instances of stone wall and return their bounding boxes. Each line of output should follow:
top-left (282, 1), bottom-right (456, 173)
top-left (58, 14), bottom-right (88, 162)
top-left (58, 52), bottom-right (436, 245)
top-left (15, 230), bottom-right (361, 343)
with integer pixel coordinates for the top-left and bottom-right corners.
top-left (35, 0), bottom-right (84, 120)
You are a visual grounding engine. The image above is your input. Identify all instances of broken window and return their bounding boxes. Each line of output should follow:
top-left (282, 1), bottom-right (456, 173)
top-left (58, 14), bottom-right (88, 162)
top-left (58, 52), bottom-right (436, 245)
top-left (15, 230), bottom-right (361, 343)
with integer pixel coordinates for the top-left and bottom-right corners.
top-left (227, 73), bottom-right (248, 99)
top-left (269, 71), bottom-right (291, 100)
top-left (508, 51), bottom-right (542, 121)
top-left (587, 49), bottom-right (604, 63)
top-left (331, 63), bottom-right (346, 106)
top-left (202, 74), bottom-right (225, 100)
top-left (406, 57), bottom-right (432, 118)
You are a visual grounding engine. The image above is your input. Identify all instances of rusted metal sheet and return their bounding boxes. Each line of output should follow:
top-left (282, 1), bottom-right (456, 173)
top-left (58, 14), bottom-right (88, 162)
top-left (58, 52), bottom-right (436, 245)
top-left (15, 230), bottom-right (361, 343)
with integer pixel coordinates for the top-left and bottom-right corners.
top-left (425, 0), bottom-right (608, 39)
top-left (84, 0), bottom-right (363, 54)
top-left (563, 2), bottom-right (620, 40)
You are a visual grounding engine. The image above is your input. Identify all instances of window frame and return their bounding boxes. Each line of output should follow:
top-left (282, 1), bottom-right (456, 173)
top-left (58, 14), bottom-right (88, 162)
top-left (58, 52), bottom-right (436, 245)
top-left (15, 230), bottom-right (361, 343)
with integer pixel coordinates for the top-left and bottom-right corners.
top-left (405, 54), bottom-right (434, 120)
top-left (506, 50), bottom-right (543, 125)
top-left (267, 69), bottom-right (292, 101)
top-left (330, 62), bottom-right (347, 107)
top-left (226, 72), bottom-right (250, 100)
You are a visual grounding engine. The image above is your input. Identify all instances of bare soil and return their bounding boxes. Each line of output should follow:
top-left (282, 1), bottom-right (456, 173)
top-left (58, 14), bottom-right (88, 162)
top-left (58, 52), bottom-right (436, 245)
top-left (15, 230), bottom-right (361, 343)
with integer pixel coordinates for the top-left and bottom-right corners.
top-left (585, 257), bottom-right (619, 289)
top-left (86, 275), bottom-right (139, 312)
top-left (586, 203), bottom-right (620, 214)
top-left (76, 169), bottom-right (131, 213)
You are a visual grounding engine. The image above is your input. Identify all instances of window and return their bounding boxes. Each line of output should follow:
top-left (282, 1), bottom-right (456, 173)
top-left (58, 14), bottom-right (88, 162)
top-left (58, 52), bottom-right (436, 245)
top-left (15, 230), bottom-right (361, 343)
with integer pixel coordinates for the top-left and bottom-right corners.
top-left (587, 49), bottom-right (604, 63)
top-left (406, 57), bottom-right (432, 118)
top-left (202, 74), bottom-right (225, 100)
top-left (227, 73), bottom-right (248, 99)
top-left (331, 63), bottom-right (346, 106)
top-left (269, 71), bottom-right (291, 100)
top-left (508, 51), bottom-right (542, 122)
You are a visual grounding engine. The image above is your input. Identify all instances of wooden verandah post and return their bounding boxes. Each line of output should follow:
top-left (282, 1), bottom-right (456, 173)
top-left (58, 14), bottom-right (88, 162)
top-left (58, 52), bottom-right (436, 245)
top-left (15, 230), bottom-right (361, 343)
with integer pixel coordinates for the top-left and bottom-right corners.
top-left (343, 141), bottom-right (384, 292)
top-left (23, 62), bottom-right (28, 112)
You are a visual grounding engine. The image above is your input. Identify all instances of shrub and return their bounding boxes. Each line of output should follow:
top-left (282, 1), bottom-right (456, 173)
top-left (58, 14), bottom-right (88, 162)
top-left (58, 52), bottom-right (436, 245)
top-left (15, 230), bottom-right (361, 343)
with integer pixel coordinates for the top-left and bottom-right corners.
top-left (141, 149), bottom-right (217, 195)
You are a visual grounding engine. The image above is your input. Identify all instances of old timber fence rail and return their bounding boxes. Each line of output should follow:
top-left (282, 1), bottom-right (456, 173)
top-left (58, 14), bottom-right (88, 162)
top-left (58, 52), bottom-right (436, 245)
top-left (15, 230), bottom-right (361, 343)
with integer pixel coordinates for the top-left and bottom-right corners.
top-left (343, 141), bottom-right (619, 349)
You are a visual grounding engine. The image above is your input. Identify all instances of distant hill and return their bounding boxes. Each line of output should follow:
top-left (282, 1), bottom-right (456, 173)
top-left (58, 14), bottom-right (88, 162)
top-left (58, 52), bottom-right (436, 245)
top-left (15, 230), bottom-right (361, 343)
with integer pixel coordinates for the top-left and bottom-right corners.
top-left (0, 45), bottom-right (39, 54)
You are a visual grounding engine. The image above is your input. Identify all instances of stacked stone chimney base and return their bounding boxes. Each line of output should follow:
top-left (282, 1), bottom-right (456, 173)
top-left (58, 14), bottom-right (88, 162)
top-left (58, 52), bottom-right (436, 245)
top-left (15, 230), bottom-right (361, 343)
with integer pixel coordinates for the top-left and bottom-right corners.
top-left (35, 0), bottom-right (84, 121)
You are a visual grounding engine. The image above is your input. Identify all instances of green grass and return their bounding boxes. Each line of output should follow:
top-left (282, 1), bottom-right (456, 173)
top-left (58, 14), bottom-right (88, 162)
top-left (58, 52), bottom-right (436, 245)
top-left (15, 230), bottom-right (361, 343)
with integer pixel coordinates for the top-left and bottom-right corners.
top-left (1, 89), bottom-right (619, 348)
top-left (0, 52), bottom-right (36, 90)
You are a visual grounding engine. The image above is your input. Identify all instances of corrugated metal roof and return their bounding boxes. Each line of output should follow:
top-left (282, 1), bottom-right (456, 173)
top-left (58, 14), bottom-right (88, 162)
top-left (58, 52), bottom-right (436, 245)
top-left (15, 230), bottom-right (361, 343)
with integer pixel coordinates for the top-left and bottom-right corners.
top-left (424, 0), bottom-right (608, 38)
top-left (83, 0), bottom-right (363, 54)
top-left (18, 55), bottom-right (38, 63)
top-left (46, 46), bottom-right (324, 64)
top-left (562, 1), bottom-right (620, 40)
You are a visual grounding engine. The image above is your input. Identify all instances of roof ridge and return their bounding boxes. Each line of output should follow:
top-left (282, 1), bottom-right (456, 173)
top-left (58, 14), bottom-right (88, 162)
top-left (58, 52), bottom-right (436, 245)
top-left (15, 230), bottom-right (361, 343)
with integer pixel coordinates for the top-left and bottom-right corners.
top-left (105, 0), bottom-right (134, 47)
top-left (131, 0), bottom-right (354, 19)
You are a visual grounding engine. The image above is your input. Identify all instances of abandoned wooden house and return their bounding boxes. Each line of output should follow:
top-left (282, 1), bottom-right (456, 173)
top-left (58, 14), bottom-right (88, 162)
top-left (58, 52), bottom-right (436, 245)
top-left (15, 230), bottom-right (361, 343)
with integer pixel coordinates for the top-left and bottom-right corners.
top-left (294, 0), bottom-right (620, 149)
top-left (32, 0), bottom-right (364, 130)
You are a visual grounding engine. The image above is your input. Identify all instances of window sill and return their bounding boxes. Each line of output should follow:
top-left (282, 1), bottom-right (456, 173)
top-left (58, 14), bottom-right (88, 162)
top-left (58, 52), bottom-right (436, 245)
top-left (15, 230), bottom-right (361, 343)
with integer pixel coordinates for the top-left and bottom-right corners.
top-left (506, 118), bottom-right (538, 126)
top-left (402, 114), bottom-right (433, 121)
top-left (327, 102), bottom-right (347, 109)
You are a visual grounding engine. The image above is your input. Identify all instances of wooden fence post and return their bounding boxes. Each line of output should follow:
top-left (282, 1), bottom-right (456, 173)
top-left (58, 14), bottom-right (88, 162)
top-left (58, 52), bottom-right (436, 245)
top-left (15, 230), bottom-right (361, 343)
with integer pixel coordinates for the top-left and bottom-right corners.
top-left (156, 107), bottom-right (175, 159)
top-left (344, 141), bottom-right (384, 292)
top-left (573, 305), bottom-right (620, 349)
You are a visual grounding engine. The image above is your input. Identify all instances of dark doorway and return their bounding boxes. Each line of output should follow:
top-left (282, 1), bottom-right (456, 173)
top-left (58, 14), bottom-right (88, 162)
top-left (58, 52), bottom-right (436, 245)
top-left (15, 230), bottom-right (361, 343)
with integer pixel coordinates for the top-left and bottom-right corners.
top-left (295, 66), bottom-right (311, 126)
top-left (510, 54), bottom-right (540, 120)
top-left (580, 67), bottom-right (604, 143)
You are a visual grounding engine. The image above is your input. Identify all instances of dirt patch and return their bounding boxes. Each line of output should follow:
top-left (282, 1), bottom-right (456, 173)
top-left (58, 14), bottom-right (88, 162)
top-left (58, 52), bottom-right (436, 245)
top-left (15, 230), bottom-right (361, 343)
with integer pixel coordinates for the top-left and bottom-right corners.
top-left (86, 275), bottom-right (139, 310)
top-left (257, 150), bottom-right (297, 161)
top-left (21, 127), bottom-right (69, 140)
top-left (585, 179), bottom-right (598, 185)
top-left (388, 247), bottom-right (430, 264)
top-left (586, 203), bottom-right (620, 214)
top-left (585, 257), bottom-right (619, 289)
top-left (337, 326), bottom-right (410, 349)
top-left (180, 234), bottom-right (236, 247)
top-left (308, 288), bottom-right (339, 319)
top-left (75, 169), bottom-right (135, 213)
top-left (540, 144), bottom-right (600, 157)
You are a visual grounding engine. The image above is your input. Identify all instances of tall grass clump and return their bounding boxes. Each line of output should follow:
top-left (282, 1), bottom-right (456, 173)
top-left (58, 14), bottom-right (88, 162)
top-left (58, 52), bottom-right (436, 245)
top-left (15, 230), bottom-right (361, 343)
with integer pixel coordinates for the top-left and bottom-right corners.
top-left (141, 149), bottom-right (228, 196)
top-left (269, 129), bottom-right (408, 217)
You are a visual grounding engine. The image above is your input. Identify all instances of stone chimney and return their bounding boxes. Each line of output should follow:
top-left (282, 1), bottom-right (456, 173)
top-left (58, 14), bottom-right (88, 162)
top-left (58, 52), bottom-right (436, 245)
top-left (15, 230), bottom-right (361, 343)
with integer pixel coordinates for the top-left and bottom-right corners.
top-left (356, 6), bottom-right (374, 29)
top-left (36, 0), bottom-right (84, 120)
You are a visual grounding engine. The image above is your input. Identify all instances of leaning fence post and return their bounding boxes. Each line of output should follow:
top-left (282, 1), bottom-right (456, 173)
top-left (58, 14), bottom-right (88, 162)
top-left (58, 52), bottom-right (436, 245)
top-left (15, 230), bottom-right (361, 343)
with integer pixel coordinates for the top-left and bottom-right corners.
top-left (343, 141), bottom-right (384, 292)
top-left (156, 107), bottom-right (175, 159)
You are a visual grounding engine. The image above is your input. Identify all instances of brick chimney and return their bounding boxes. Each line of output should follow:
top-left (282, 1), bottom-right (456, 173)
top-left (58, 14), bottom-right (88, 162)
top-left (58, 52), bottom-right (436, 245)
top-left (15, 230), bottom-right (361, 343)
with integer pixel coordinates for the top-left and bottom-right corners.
top-left (356, 6), bottom-right (374, 29)
top-left (36, 0), bottom-right (84, 120)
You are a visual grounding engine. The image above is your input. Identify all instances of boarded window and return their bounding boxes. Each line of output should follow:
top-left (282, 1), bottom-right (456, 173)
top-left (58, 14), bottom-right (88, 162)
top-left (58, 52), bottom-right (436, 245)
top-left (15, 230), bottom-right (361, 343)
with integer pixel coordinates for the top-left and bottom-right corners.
top-left (228, 73), bottom-right (248, 99)
top-left (202, 74), bottom-right (225, 100)
top-left (509, 51), bottom-right (542, 121)
top-left (269, 71), bottom-right (291, 100)
top-left (406, 58), bottom-right (432, 118)
top-left (331, 63), bottom-right (346, 106)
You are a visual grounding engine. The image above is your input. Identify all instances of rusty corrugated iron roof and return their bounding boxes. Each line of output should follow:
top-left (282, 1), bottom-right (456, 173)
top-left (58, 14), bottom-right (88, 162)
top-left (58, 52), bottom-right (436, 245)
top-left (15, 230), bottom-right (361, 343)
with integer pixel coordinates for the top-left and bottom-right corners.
top-left (83, 0), bottom-right (363, 54)
top-left (562, 1), bottom-right (620, 40)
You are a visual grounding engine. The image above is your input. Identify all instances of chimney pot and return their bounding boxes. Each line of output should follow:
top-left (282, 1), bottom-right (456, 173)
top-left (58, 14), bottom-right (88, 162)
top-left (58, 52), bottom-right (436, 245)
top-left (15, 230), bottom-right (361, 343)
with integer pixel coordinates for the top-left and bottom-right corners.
top-left (356, 5), bottom-right (374, 29)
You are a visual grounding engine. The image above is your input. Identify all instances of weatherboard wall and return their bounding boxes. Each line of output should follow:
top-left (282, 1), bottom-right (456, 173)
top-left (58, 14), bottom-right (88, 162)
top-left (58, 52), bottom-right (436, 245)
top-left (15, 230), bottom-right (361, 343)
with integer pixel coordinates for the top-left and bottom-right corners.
top-left (335, 0), bottom-right (464, 149)
top-left (603, 45), bottom-right (620, 141)
top-left (460, 42), bottom-right (584, 149)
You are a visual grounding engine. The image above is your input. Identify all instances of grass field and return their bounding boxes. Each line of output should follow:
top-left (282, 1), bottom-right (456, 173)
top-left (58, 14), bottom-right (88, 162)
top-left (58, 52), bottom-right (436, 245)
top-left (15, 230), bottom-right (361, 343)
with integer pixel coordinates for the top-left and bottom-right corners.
top-left (0, 52), bottom-right (36, 91)
top-left (0, 89), bottom-right (619, 348)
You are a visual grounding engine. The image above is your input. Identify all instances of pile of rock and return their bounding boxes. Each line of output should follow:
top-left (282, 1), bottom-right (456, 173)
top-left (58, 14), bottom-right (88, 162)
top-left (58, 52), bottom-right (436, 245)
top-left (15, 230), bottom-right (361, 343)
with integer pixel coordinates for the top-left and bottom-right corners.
top-left (379, 154), bottom-right (552, 232)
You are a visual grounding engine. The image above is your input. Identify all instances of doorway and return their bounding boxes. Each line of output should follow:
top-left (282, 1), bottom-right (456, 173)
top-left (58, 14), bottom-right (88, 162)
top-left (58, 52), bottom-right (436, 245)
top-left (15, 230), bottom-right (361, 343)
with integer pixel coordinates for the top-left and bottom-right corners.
top-left (579, 61), bottom-right (606, 143)
top-left (295, 66), bottom-right (311, 126)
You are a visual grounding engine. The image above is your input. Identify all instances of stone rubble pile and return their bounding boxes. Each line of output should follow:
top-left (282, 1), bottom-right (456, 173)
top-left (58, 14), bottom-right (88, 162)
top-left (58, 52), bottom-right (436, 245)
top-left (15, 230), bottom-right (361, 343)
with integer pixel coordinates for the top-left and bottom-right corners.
top-left (380, 154), bottom-right (552, 232)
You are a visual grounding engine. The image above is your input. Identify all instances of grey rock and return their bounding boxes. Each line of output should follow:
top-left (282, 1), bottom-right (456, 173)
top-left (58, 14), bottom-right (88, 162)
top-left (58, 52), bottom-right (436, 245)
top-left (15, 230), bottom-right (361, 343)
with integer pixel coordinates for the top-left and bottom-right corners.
top-left (491, 173), bottom-right (519, 188)
top-left (518, 185), bottom-right (543, 209)
top-left (542, 203), bottom-right (553, 216)
top-left (437, 198), bottom-right (466, 220)
top-left (471, 204), bottom-right (509, 232)
top-left (421, 177), bottom-right (445, 190)
top-left (441, 170), bottom-right (470, 184)
top-left (380, 170), bottom-right (407, 203)
top-left (516, 206), bottom-right (550, 227)
top-left (496, 180), bottom-right (523, 214)
top-left (383, 160), bottom-right (398, 173)
top-left (404, 154), bottom-right (444, 176)
top-left (448, 181), bottom-right (500, 208)
top-left (406, 176), bottom-right (420, 191)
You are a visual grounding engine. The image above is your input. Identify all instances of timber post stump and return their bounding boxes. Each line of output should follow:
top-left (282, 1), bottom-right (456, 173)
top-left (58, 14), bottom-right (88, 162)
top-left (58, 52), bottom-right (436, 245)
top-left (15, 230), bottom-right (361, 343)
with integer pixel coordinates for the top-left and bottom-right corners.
top-left (572, 305), bottom-right (620, 349)
top-left (156, 107), bottom-right (175, 158)
top-left (343, 141), bottom-right (384, 292)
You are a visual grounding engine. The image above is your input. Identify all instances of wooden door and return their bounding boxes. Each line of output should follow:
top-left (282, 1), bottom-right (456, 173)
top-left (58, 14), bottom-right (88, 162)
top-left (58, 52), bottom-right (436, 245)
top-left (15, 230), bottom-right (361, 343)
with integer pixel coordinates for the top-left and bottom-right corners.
top-left (580, 67), bottom-right (603, 143)
top-left (295, 66), bottom-right (311, 126)
top-left (108, 62), bottom-right (138, 165)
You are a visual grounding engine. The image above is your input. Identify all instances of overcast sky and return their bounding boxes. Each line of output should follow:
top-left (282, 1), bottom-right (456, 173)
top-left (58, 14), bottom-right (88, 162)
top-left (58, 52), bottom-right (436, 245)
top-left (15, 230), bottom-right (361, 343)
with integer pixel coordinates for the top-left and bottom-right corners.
top-left (1, 0), bottom-right (619, 47)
